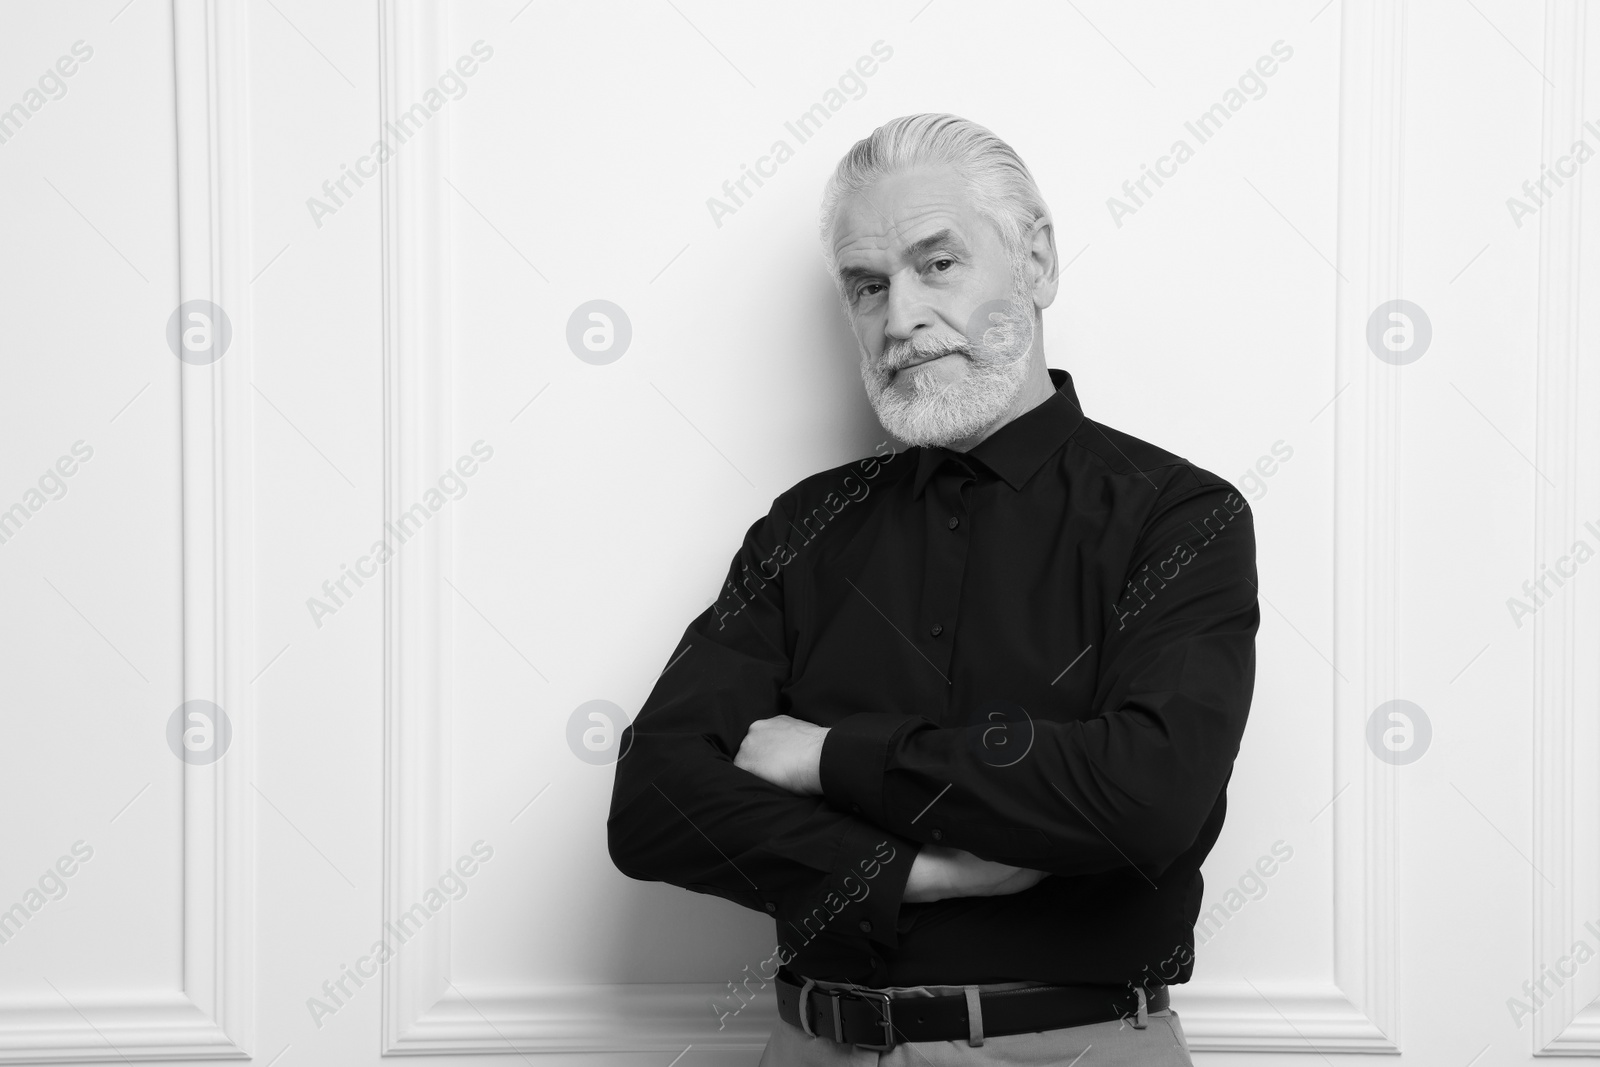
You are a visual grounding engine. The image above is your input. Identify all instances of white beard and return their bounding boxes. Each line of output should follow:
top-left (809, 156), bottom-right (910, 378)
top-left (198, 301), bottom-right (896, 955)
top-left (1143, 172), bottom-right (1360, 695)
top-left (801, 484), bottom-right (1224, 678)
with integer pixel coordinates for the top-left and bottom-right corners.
top-left (860, 269), bottom-right (1037, 449)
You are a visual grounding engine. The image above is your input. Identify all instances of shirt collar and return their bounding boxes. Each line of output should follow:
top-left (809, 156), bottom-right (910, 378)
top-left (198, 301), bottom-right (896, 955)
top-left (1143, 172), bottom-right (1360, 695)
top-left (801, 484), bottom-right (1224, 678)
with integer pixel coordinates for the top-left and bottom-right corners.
top-left (912, 367), bottom-right (1085, 499)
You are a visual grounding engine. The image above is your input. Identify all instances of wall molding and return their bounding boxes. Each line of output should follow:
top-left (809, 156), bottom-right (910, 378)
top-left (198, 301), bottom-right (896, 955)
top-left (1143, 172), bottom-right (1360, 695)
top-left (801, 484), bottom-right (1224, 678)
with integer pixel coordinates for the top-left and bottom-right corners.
top-left (374, 0), bottom-right (775, 1053)
top-left (0, 0), bottom-right (257, 1061)
top-left (1172, 0), bottom-right (1404, 1051)
top-left (380, 0), bottom-right (1402, 1055)
top-left (379, 0), bottom-right (458, 1052)
top-left (1530, 0), bottom-right (1598, 1054)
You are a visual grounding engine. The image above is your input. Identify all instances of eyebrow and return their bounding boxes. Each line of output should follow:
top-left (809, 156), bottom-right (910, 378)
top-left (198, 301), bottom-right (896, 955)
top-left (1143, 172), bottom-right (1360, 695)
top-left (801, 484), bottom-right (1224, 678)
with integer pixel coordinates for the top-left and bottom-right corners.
top-left (836, 228), bottom-right (969, 288)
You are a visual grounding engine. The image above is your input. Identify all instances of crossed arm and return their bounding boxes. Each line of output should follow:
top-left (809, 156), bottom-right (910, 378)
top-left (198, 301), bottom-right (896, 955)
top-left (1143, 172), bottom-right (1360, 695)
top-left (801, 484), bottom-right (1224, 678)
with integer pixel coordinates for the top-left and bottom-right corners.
top-left (608, 476), bottom-right (1257, 945)
top-left (733, 713), bottom-right (1046, 903)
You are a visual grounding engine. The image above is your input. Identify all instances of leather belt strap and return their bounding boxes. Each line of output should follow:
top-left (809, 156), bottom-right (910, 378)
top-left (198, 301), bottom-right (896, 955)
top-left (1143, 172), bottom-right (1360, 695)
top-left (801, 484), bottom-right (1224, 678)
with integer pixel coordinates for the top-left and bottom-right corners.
top-left (774, 968), bottom-right (1168, 1051)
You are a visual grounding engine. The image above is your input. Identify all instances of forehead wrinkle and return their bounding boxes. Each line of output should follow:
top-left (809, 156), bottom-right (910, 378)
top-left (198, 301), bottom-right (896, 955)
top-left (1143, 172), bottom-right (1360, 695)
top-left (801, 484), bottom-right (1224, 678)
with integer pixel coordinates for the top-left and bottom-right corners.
top-left (834, 184), bottom-right (904, 261)
top-left (834, 188), bottom-right (974, 277)
top-left (832, 167), bottom-right (967, 269)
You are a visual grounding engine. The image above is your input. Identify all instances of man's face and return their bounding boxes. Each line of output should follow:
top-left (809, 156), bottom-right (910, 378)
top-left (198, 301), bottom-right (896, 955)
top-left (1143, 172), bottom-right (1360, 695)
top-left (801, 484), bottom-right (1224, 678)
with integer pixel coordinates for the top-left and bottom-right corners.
top-left (830, 163), bottom-right (1037, 448)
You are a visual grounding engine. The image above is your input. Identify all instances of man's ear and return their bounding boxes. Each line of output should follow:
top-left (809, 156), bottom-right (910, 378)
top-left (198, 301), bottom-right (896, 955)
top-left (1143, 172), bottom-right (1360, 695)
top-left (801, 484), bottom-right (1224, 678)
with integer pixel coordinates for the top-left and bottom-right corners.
top-left (1028, 217), bottom-right (1060, 312)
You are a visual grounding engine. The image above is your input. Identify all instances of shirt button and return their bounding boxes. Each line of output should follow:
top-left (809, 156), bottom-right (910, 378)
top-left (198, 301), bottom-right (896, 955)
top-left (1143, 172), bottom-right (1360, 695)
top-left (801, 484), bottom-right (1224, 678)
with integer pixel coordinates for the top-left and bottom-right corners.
top-left (931, 829), bottom-right (943, 841)
top-left (850, 804), bottom-right (861, 815)
top-left (765, 902), bottom-right (776, 913)
top-left (947, 516), bottom-right (960, 529)
top-left (930, 623), bottom-right (943, 636)
top-left (859, 920), bottom-right (872, 933)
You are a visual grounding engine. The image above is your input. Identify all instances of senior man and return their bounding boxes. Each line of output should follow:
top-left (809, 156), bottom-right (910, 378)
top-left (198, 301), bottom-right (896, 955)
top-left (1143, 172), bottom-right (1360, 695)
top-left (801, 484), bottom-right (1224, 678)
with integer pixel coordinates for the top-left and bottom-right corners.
top-left (608, 113), bottom-right (1258, 1066)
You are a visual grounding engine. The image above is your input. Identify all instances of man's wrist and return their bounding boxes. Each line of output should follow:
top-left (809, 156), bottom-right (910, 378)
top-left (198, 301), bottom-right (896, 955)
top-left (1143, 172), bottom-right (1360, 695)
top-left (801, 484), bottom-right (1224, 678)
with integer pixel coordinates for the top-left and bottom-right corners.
top-left (902, 846), bottom-right (950, 904)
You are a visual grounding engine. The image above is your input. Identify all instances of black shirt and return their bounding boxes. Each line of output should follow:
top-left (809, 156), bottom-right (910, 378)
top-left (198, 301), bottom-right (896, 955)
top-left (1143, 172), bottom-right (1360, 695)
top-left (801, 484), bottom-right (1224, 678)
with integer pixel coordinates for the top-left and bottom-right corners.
top-left (608, 367), bottom-right (1259, 989)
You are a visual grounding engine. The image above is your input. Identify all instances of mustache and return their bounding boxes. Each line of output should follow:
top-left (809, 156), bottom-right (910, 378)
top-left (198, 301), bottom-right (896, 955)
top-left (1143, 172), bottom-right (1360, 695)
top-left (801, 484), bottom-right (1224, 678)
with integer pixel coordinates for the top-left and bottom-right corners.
top-left (881, 337), bottom-right (971, 370)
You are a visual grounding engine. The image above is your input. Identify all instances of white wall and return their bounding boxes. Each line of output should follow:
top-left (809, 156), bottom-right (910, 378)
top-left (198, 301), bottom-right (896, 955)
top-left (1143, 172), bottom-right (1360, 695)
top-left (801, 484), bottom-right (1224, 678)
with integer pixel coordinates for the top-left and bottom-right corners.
top-left (1, 0), bottom-right (1596, 1064)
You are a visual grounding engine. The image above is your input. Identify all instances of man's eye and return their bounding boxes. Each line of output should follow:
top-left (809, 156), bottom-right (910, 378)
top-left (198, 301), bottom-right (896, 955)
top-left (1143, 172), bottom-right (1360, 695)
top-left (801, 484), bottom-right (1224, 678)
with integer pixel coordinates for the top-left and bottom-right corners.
top-left (929, 257), bottom-right (955, 272)
top-left (856, 282), bottom-right (884, 299)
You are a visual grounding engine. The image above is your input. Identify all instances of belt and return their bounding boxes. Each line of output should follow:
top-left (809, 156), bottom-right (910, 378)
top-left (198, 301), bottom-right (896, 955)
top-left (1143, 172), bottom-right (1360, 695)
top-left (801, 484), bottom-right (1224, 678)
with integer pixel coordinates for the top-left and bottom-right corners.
top-left (774, 968), bottom-right (1167, 1051)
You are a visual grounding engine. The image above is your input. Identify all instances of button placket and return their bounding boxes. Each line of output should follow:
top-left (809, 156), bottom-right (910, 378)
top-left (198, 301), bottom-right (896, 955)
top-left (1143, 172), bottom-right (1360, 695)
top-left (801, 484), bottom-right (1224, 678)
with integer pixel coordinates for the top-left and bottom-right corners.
top-left (920, 460), bottom-right (973, 687)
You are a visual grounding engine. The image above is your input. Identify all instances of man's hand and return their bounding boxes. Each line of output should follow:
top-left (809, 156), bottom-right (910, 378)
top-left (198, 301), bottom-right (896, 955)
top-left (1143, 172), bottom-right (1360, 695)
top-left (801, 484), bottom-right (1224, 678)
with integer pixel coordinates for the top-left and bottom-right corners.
top-left (903, 845), bottom-right (1049, 904)
top-left (733, 715), bottom-right (829, 796)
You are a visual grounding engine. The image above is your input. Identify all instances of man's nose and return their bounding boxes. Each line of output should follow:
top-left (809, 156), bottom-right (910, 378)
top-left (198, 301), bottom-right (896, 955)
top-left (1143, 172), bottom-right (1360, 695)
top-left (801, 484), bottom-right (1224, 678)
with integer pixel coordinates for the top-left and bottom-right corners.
top-left (883, 276), bottom-right (934, 341)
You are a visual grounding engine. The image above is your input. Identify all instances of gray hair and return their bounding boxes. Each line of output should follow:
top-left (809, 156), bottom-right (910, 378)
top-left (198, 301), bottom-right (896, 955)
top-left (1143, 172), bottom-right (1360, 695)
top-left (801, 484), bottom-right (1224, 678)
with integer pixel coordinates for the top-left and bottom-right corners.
top-left (817, 113), bottom-right (1051, 279)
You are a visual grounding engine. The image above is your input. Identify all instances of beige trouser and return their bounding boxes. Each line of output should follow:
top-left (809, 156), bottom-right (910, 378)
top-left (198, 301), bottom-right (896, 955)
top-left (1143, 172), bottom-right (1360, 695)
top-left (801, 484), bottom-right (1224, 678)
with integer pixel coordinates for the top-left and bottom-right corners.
top-left (757, 977), bottom-right (1193, 1067)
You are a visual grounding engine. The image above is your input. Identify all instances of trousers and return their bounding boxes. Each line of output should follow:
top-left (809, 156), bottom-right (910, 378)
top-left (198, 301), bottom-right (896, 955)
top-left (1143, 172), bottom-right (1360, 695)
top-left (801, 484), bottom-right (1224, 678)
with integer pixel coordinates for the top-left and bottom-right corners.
top-left (756, 977), bottom-right (1193, 1067)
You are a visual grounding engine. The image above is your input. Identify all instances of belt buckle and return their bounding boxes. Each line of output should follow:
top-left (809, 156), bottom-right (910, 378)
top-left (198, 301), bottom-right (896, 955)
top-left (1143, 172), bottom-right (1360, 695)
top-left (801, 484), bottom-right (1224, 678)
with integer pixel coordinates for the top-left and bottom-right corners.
top-left (845, 988), bottom-right (895, 1052)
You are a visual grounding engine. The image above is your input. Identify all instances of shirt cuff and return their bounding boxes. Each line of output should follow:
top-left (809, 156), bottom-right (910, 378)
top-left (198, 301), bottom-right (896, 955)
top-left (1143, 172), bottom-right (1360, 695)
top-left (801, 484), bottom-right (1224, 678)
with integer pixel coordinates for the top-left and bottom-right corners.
top-left (799, 819), bottom-right (918, 951)
top-left (819, 711), bottom-right (920, 826)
